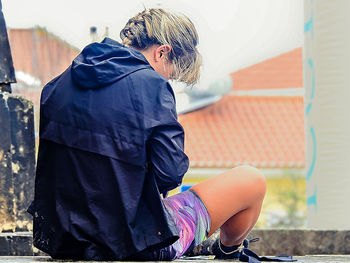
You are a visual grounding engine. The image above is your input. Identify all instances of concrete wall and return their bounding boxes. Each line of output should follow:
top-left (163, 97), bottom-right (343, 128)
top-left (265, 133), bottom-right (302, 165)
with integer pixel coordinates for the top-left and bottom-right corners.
top-left (0, 91), bottom-right (35, 232)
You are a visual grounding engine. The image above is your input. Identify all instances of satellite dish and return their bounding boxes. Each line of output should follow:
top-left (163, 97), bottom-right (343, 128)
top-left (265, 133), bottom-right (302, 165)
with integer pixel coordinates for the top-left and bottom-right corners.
top-left (175, 74), bottom-right (233, 114)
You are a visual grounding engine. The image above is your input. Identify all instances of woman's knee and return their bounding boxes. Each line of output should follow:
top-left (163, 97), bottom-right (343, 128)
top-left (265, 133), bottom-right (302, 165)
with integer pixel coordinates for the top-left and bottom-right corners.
top-left (231, 165), bottom-right (266, 199)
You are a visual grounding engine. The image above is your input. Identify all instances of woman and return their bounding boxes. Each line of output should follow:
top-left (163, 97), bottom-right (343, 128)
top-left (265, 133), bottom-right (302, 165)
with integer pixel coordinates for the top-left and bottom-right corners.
top-left (29, 8), bottom-right (266, 261)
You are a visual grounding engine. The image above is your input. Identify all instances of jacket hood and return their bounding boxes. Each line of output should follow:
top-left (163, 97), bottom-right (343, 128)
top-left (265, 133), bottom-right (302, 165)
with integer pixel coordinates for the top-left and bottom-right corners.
top-left (71, 38), bottom-right (152, 89)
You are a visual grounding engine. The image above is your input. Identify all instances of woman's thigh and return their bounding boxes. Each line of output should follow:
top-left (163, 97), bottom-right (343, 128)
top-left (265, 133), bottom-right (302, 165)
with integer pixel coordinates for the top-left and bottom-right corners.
top-left (190, 165), bottom-right (266, 236)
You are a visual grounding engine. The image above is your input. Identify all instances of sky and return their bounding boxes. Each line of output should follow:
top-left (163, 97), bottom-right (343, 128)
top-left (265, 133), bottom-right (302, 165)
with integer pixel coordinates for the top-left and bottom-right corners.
top-left (2, 0), bottom-right (304, 80)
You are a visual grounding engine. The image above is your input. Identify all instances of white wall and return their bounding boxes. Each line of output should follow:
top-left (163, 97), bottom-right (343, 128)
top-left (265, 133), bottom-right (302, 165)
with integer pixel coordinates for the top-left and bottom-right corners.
top-left (304, 0), bottom-right (350, 229)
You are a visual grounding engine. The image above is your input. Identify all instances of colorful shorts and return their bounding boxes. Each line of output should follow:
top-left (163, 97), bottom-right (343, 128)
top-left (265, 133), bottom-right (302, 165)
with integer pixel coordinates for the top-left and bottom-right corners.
top-left (161, 189), bottom-right (211, 260)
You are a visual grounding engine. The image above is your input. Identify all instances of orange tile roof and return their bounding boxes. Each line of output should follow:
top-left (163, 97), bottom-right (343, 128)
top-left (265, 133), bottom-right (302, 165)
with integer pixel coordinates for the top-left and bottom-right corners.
top-left (230, 48), bottom-right (302, 91)
top-left (8, 28), bottom-right (79, 86)
top-left (179, 47), bottom-right (304, 168)
top-left (179, 96), bottom-right (305, 168)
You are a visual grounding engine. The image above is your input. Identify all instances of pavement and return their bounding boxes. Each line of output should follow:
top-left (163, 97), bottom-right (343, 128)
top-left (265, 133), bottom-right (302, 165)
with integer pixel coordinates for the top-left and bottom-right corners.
top-left (1, 256), bottom-right (350, 263)
top-left (2, 230), bottom-right (350, 262)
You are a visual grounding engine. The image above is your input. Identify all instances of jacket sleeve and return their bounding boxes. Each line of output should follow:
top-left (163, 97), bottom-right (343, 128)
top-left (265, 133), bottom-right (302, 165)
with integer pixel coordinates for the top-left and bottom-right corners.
top-left (148, 121), bottom-right (189, 195)
top-left (145, 81), bottom-right (189, 195)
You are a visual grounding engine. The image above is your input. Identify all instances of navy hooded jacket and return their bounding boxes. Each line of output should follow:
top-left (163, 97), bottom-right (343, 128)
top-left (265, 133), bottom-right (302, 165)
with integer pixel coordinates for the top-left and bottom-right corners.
top-left (28, 38), bottom-right (189, 260)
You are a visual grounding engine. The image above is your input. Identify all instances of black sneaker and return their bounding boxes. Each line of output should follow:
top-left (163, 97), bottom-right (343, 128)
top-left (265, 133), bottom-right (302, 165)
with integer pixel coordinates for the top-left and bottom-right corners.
top-left (212, 239), bottom-right (250, 260)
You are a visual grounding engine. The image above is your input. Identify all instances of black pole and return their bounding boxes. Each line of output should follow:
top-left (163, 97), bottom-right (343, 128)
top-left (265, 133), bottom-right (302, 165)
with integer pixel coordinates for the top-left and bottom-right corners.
top-left (0, 0), bottom-right (16, 93)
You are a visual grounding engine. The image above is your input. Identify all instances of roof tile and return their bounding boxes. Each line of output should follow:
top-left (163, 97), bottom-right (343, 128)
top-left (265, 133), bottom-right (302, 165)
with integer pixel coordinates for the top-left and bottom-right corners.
top-left (230, 48), bottom-right (303, 90)
top-left (179, 96), bottom-right (305, 168)
top-left (8, 28), bottom-right (79, 85)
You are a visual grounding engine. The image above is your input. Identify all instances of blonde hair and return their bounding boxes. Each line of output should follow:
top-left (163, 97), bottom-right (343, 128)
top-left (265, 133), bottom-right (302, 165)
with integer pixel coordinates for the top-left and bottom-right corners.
top-left (120, 8), bottom-right (201, 85)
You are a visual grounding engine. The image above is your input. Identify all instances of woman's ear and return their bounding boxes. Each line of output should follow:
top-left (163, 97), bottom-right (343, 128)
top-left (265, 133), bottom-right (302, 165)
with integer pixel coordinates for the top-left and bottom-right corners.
top-left (154, 45), bottom-right (172, 62)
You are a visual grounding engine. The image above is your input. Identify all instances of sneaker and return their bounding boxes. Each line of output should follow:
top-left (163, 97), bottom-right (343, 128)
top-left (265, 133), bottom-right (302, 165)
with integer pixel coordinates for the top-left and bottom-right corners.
top-left (212, 239), bottom-right (251, 260)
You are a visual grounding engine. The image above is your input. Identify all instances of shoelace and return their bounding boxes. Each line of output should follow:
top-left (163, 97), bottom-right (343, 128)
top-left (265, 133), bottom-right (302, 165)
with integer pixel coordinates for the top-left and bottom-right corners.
top-left (232, 237), bottom-right (297, 263)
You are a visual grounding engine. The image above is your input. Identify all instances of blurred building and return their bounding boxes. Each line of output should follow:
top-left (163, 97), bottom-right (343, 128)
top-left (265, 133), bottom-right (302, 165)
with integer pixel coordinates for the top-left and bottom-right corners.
top-left (177, 48), bottom-right (305, 227)
top-left (179, 48), bottom-right (304, 178)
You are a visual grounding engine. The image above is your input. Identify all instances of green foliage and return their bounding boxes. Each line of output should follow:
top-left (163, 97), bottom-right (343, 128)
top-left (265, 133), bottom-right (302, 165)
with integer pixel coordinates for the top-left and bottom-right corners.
top-left (271, 170), bottom-right (306, 228)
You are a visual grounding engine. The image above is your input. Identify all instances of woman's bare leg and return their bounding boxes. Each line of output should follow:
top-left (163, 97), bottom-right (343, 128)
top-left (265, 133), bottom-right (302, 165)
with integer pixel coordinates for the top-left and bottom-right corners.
top-left (190, 165), bottom-right (266, 246)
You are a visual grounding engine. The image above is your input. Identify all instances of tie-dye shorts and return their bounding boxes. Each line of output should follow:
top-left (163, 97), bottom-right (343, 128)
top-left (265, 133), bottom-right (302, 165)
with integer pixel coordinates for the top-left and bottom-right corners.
top-left (161, 189), bottom-right (211, 260)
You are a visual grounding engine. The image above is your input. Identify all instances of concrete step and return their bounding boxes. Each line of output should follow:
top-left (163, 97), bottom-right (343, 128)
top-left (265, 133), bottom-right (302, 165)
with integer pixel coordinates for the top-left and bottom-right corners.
top-left (1, 255), bottom-right (350, 263)
top-left (2, 230), bottom-right (350, 258)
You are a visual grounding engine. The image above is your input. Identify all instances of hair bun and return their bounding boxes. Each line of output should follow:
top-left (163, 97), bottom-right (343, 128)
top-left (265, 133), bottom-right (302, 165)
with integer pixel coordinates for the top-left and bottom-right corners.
top-left (120, 8), bottom-right (201, 85)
